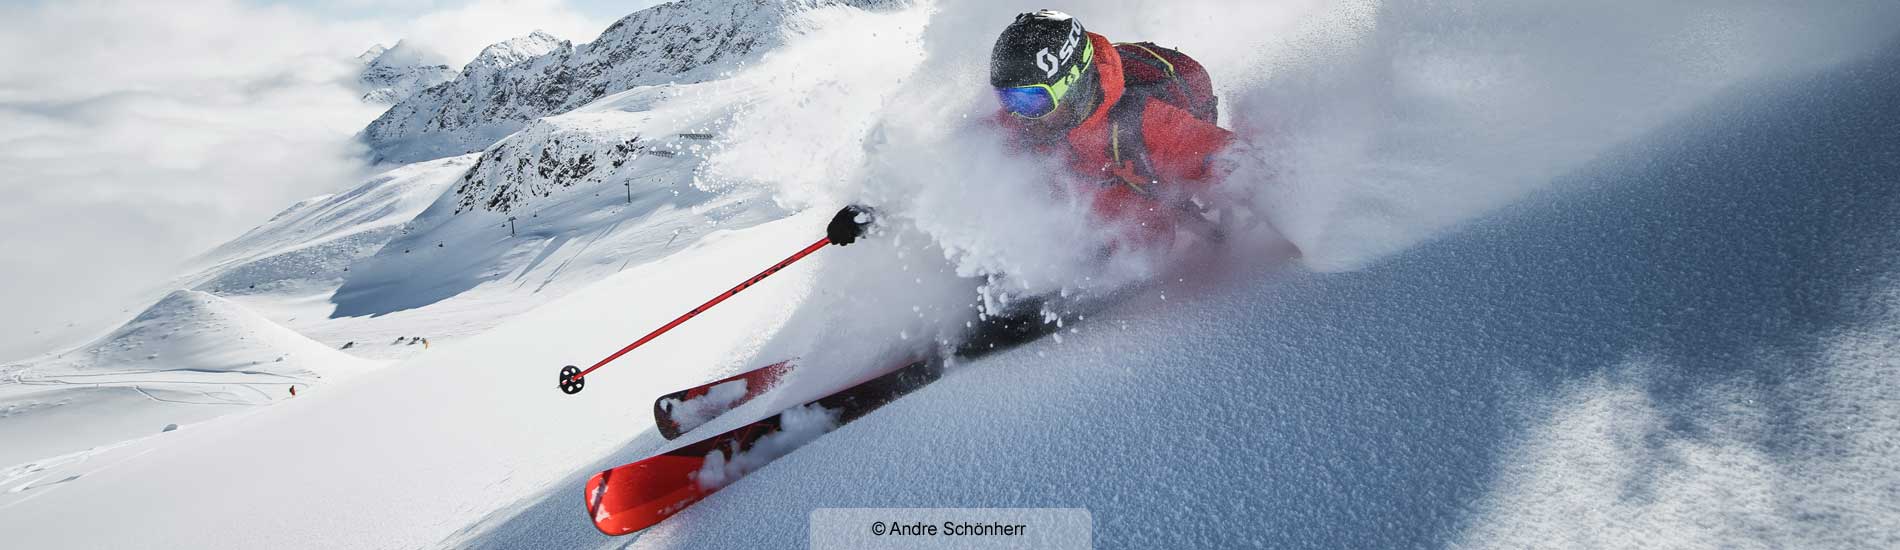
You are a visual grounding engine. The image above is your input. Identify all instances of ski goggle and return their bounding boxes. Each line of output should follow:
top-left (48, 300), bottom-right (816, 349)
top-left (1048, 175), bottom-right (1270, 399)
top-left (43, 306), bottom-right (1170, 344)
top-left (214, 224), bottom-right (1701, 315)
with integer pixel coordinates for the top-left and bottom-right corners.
top-left (995, 40), bottom-right (1094, 119)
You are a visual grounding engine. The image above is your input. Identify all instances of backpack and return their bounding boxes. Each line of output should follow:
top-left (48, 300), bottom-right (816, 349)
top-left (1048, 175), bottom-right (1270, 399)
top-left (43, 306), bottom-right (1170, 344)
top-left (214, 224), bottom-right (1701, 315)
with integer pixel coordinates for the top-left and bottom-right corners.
top-left (1113, 42), bottom-right (1218, 124)
top-left (1101, 42), bottom-right (1219, 194)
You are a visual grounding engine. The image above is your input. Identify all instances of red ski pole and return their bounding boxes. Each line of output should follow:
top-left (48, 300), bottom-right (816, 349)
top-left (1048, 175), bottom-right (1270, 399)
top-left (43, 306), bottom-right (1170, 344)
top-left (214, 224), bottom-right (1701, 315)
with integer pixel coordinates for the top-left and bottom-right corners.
top-left (559, 236), bottom-right (832, 394)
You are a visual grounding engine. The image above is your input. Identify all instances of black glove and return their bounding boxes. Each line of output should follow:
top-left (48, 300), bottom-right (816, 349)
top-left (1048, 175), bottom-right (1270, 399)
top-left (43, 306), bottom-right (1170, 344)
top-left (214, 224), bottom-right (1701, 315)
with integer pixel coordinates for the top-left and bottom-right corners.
top-left (827, 205), bottom-right (876, 246)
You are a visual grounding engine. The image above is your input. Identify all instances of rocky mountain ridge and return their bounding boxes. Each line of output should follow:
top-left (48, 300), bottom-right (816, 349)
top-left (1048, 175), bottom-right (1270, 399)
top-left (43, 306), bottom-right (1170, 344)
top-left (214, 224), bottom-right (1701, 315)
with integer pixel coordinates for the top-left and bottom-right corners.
top-left (355, 40), bottom-right (458, 105)
top-left (359, 0), bottom-right (906, 165)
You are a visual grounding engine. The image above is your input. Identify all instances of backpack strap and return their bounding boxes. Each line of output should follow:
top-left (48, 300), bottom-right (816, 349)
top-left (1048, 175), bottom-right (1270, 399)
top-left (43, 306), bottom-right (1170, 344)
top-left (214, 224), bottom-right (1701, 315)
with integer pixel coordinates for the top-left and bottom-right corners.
top-left (1103, 42), bottom-right (1209, 195)
top-left (1104, 87), bottom-right (1159, 196)
top-left (1116, 42), bottom-right (1177, 78)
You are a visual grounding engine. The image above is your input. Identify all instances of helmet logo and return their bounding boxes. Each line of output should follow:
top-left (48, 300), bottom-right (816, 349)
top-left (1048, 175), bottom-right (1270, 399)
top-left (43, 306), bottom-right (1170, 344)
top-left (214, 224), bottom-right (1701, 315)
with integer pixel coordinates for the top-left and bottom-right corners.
top-left (1036, 49), bottom-right (1060, 78)
top-left (1035, 21), bottom-right (1085, 80)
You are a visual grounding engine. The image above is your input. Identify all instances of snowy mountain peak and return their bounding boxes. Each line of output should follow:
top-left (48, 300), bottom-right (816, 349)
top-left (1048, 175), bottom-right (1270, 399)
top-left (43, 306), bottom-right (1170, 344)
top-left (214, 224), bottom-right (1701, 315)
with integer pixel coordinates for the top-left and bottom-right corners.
top-left (359, 0), bottom-right (910, 165)
top-left (367, 39), bottom-right (443, 67)
top-left (469, 30), bottom-right (568, 71)
top-left (357, 40), bottom-right (457, 105)
top-left (356, 44), bottom-right (389, 64)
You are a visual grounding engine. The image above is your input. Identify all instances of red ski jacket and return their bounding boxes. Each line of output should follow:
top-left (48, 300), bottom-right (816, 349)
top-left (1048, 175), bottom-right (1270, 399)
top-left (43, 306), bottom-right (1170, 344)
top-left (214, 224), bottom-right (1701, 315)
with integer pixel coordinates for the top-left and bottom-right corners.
top-left (1005, 32), bottom-right (1236, 248)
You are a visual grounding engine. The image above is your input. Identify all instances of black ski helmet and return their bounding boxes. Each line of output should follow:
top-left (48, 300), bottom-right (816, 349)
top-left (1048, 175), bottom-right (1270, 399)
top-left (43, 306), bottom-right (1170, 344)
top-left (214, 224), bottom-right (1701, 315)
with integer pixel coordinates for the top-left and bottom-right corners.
top-left (989, 10), bottom-right (1093, 89)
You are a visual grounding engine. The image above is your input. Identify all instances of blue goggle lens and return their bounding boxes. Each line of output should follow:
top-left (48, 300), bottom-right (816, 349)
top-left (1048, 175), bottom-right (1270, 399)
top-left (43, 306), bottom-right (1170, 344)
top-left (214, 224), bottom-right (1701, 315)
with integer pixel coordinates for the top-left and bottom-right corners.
top-left (995, 86), bottom-right (1057, 119)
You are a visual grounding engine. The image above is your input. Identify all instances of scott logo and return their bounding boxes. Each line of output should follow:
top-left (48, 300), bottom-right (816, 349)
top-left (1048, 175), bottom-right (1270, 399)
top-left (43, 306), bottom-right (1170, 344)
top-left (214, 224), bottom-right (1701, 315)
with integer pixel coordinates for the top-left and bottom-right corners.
top-left (1035, 49), bottom-right (1060, 77)
top-left (1033, 21), bottom-right (1085, 79)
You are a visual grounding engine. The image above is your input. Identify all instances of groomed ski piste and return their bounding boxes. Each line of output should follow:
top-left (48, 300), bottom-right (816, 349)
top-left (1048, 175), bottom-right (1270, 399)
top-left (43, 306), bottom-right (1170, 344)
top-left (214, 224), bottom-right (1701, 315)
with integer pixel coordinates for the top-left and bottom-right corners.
top-left (4, 1), bottom-right (1899, 548)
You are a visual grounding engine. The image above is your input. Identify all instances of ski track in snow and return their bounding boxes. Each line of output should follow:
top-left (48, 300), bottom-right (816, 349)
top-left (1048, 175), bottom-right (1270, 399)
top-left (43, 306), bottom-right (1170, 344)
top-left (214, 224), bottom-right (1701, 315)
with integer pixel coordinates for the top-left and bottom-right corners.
top-left (2, 0), bottom-right (1899, 548)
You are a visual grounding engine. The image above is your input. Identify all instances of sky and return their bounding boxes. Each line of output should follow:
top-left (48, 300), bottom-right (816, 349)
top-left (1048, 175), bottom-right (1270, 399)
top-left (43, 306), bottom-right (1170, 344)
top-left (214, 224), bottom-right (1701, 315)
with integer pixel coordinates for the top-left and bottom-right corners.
top-left (0, 0), bottom-right (657, 360)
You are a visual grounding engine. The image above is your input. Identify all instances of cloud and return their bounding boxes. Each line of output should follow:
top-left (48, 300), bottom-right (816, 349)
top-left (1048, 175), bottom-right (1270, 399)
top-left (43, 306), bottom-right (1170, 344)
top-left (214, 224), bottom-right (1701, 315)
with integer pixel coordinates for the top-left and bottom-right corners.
top-left (0, 0), bottom-right (613, 360)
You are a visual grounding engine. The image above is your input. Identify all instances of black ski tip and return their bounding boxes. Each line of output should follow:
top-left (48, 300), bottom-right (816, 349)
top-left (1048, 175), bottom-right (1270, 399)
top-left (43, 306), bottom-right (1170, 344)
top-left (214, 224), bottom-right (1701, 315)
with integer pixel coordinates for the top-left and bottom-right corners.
top-left (656, 418), bottom-right (683, 441)
top-left (559, 365), bottom-right (585, 395)
top-left (654, 396), bottom-right (684, 440)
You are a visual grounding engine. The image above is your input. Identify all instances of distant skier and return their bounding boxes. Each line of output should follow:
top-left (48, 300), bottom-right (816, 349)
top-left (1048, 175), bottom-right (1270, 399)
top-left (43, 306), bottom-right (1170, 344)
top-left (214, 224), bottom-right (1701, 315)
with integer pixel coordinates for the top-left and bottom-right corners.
top-left (830, 9), bottom-right (1236, 251)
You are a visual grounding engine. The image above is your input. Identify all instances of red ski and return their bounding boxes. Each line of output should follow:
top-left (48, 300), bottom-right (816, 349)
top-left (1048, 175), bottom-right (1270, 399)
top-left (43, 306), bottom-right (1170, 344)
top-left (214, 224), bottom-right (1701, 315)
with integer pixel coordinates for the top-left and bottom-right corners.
top-left (584, 358), bottom-right (943, 536)
top-left (653, 359), bottom-right (795, 440)
top-left (583, 283), bottom-right (1145, 536)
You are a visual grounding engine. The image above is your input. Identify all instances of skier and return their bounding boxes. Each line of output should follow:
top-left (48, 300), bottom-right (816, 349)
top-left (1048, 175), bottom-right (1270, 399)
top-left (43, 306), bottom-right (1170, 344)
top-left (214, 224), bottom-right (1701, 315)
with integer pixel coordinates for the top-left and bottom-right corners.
top-left (581, 18), bottom-right (1252, 527)
top-left (829, 9), bottom-right (1235, 251)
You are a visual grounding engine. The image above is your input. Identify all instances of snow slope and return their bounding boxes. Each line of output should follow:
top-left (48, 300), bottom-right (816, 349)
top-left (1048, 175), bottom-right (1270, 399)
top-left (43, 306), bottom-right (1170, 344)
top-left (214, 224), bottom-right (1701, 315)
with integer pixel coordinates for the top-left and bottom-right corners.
top-left (4, 1), bottom-right (1898, 549)
top-left (0, 289), bottom-right (369, 468)
top-left (2, 1), bottom-right (925, 490)
top-left (41, 290), bottom-right (362, 377)
top-left (0, 155), bottom-right (464, 476)
top-left (180, 155), bottom-right (471, 299)
top-left (455, 33), bottom-right (1900, 549)
top-left (0, 6), bottom-right (938, 540)
top-left (0, 211), bottom-right (833, 547)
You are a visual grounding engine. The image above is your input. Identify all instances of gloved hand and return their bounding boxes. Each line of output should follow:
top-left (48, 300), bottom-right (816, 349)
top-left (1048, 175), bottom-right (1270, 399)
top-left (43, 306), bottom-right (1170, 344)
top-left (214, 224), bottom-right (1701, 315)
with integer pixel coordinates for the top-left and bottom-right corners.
top-left (827, 205), bottom-right (876, 246)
